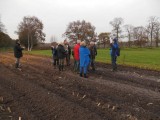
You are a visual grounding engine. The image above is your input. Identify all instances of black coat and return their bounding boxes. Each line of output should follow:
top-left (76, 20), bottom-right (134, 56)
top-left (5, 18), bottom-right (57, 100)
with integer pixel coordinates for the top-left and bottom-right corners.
top-left (89, 45), bottom-right (97, 59)
top-left (51, 47), bottom-right (58, 59)
top-left (14, 43), bottom-right (24, 58)
top-left (57, 44), bottom-right (66, 59)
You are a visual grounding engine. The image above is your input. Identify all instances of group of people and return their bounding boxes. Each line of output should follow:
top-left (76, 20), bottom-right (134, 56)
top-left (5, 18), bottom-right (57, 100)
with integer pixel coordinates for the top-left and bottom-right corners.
top-left (14, 38), bottom-right (120, 78)
top-left (51, 40), bottom-right (71, 71)
top-left (51, 39), bottom-right (97, 78)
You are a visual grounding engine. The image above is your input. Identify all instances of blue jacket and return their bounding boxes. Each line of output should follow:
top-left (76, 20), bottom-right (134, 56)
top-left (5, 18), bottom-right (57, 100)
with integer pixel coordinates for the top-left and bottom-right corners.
top-left (110, 42), bottom-right (119, 56)
top-left (79, 46), bottom-right (90, 67)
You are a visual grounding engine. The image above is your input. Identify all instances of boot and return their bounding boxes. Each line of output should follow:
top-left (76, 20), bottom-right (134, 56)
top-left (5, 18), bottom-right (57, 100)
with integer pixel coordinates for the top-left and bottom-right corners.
top-left (59, 65), bottom-right (61, 71)
top-left (92, 67), bottom-right (95, 71)
top-left (54, 65), bottom-right (56, 69)
top-left (80, 73), bottom-right (83, 77)
top-left (61, 65), bottom-right (64, 71)
top-left (15, 63), bottom-right (19, 68)
top-left (84, 74), bottom-right (88, 78)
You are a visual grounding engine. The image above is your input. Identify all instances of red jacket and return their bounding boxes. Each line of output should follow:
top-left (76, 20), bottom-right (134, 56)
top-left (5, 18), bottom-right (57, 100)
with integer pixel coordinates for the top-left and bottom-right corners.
top-left (73, 43), bottom-right (80, 60)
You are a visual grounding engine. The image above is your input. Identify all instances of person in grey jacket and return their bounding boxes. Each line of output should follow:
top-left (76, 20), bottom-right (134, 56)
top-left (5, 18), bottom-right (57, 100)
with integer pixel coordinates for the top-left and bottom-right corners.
top-left (89, 41), bottom-right (97, 71)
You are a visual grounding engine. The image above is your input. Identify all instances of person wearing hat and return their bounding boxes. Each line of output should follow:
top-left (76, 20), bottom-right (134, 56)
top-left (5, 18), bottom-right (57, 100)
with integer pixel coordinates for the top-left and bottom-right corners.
top-left (14, 40), bottom-right (25, 69)
top-left (88, 41), bottom-right (97, 71)
top-left (57, 42), bottom-right (66, 71)
top-left (110, 37), bottom-right (120, 71)
top-left (79, 41), bottom-right (90, 78)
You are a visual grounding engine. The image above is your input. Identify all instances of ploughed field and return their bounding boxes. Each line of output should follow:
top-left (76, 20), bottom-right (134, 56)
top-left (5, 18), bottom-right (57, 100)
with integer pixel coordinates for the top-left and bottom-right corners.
top-left (0, 52), bottom-right (160, 120)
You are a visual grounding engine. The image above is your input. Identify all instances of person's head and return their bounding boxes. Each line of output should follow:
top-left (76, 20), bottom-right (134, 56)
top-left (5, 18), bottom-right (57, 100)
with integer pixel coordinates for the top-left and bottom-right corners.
top-left (113, 37), bottom-right (118, 43)
top-left (64, 39), bottom-right (68, 45)
top-left (77, 40), bottom-right (81, 44)
top-left (90, 41), bottom-right (95, 46)
top-left (16, 40), bottom-right (20, 44)
top-left (59, 42), bottom-right (64, 46)
top-left (80, 41), bottom-right (86, 46)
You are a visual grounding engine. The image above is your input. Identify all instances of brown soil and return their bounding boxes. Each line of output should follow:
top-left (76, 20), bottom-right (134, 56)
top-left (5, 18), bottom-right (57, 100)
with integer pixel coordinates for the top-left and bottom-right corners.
top-left (0, 52), bottom-right (160, 120)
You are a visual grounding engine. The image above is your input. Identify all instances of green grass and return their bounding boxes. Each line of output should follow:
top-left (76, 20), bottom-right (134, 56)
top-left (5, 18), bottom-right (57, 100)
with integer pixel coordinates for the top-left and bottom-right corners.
top-left (28, 48), bottom-right (160, 71)
top-left (26, 50), bottom-right (52, 57)
top-left (0, 47), bottom-right (13, 52)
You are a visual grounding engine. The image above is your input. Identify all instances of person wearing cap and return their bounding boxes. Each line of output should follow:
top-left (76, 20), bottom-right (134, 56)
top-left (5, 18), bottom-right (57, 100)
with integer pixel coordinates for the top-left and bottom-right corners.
top-left (110, 37), bottom-right (119, 71)
top-left (14, 40), bottom-right (25, 69)
top-left (88, 41), bottom-right (97, 71)
top-left (73, 39), bottom-right (81, 72)
top-left (57, 42), bottom-right (66, 71)
top-left (79, 41), bottom-right (90, 78)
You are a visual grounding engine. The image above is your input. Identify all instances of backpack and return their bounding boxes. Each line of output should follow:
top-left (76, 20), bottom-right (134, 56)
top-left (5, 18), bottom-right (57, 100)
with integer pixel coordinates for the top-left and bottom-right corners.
top-left (116, 47), bottom-right (120, 56)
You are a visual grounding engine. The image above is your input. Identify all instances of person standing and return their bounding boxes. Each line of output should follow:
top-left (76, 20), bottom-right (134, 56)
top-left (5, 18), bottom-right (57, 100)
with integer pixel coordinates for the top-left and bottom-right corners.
top-left (89, 41), bottom-right (97, 71)
top-left (110, 37), bottom-right (120, 71)
top-left (64, 40), bottom-right (71, 66)
top-left (79, 41), bottom-right (90, 78)
top-left (57, 42), bottom-right (66, 71)
top-left (73, 39), bottom-right (81, 72)
top-left (51, 43), bottom-right (59, 69)
top-left (14, 40), bottom-right (25, 69)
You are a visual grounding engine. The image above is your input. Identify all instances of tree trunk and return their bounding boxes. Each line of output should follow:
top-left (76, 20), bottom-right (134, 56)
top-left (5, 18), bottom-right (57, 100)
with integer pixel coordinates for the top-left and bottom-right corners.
top-left (28, 34), bottom-right (30, 51)
top-left (128, 34), bottom-right (131, 47)
top-left (155, 32), bottom-right (159, 47)
top-left (150, 26), bottom-right (153, 47)
top-left (30, 36), bottom-right (33, 51)
top-left (117, 29), bottom-right (119, 40)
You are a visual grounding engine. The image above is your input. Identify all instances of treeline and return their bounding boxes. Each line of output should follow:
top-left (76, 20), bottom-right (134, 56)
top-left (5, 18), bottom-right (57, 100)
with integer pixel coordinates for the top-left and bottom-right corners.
top-left (0, 15), bottom-right (160, 50)
top-left (0, 32), bottom-right (14, 48)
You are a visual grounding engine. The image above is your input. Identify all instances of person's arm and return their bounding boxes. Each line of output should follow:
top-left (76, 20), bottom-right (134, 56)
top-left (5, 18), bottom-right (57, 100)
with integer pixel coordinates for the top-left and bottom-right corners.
top-left (95, 46), bottom-right (97, 56)
top-left (68, 46), bottom-right (71, 55)
top-left (17, 45), bottom-right (24, 51)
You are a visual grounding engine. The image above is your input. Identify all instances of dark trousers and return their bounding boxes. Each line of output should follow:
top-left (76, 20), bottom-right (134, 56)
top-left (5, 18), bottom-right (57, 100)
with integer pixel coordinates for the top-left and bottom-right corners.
top-left (15, 58), bottom-right (20, 68)
top-left (59, 58), bottom-right (64, 71)
top-left (80, 66), bottom-right (88, 74)
top-left (66, 54), bottom-right (70, 65)
top-left (74, 60), bottom-right (80, 72)
top-left (111, 55), bottom-right (117, 71)
top-left (90, 58), bottom-right (95, 70)
top-left (53, 58), bottom-right (59, 66)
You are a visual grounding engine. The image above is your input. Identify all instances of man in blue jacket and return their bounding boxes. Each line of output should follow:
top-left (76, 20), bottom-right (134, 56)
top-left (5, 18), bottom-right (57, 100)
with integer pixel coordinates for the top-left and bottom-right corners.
top-left (110, 38), bottom-right (120, 71)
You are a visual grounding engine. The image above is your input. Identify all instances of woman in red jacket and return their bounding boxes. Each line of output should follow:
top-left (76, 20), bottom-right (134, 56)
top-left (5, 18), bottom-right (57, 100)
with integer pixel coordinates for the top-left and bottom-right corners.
top-left (73, 40), bottom-right (81, 72)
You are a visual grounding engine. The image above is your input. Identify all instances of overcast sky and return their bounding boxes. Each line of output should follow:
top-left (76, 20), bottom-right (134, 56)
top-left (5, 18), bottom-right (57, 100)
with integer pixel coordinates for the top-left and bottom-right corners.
top-left (0, 0), bottom-right (160, 42)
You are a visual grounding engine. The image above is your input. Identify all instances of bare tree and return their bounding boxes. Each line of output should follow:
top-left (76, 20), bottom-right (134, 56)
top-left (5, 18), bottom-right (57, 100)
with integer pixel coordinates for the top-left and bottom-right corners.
top-left (133, 26), bottom-right (147, 47)
top-left (146, 16), bottom-right (159, 47)
top-left (98, 32), bottom-right (110, 48)
top-left (0, 16), bottom-right (7, 33)
top-left (16, 16), bottom-right (45, 51)
top-left (50, 35), bottom-right (57, 43)
top-left (110, 17), bottom-right (124, 40)
top-left (64, 20), bottom-right (96, 44)
top-left (154, 22), bottom-right (160, 47)
top-left (124, 24), bottom-right (134, 47)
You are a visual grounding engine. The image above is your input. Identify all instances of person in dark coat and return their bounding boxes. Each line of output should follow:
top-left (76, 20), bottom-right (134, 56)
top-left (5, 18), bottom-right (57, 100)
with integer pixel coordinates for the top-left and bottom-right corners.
top-left (57, 42), bottom-right (66, 71)
top-left (110, 37), bottom-right (119, 71)
top-left (14, 40), bottom-right (25, 68)
top-left (89, 41), bottom-right (97, 71)
top-left (79, 41), bottom-right (90, 78)
top-left (51, 43), bottom-right (59, 68)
